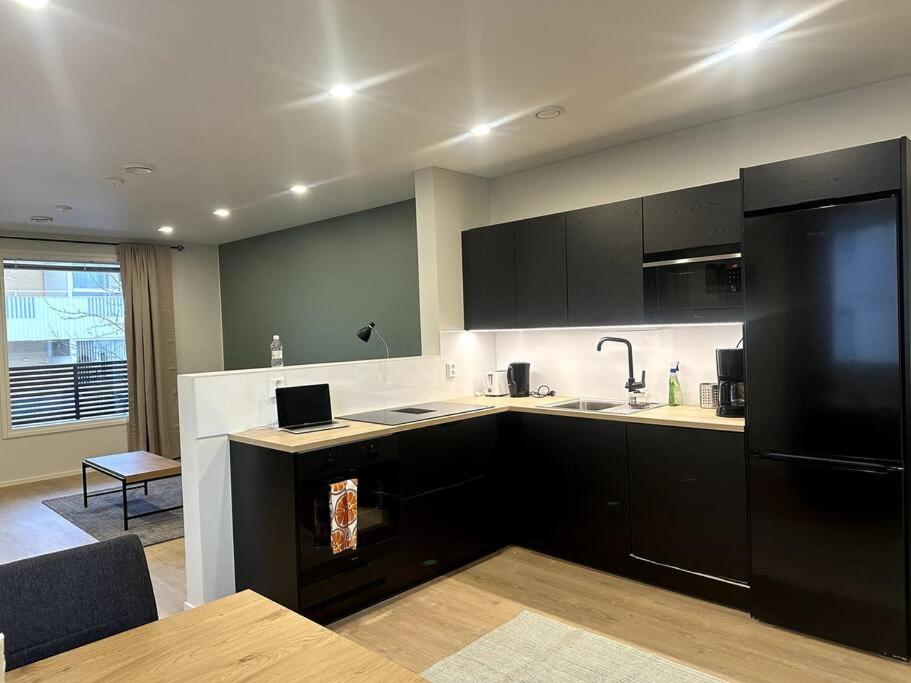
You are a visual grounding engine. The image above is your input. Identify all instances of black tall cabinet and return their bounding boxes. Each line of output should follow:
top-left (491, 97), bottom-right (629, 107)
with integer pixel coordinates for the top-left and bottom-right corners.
top-left (742, 137), bottom-right (910, 660)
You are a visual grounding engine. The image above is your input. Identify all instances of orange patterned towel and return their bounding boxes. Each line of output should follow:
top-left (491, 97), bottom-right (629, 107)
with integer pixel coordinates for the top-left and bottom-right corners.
top-left (329, 479), bottom-right (358, 554)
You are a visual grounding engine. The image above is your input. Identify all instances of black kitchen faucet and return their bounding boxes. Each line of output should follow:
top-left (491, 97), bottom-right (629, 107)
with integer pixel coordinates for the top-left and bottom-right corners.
top-left (596, 336), bottom-right (646, 393)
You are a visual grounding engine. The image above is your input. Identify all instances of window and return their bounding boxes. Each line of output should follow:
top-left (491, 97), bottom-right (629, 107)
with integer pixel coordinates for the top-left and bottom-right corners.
top-left (2, 259), bottom-right (128, 431)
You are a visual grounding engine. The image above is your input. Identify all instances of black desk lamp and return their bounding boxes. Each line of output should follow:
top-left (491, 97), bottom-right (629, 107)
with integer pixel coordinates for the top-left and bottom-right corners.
top-left (355, 322), bottom-right (389, 358)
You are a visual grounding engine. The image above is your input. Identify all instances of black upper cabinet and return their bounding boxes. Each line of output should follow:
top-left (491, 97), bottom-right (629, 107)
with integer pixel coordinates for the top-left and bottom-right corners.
top-left (566, 199), bottom-right (644, 325)
top-left (742, 139), bottom-right (903, 213)
top-left (627, 424), bottom-right (748, 583)
top-left (643, 180), bottom-right (742, 255)
top-left (515, 214), bottom-right (567, 327)
top-left (462, 223), bottom-right (517, 329)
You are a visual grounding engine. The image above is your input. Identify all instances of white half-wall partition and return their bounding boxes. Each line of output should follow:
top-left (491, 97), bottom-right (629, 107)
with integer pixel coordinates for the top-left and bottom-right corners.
top-left (179, 332), bottom-right (495, 608)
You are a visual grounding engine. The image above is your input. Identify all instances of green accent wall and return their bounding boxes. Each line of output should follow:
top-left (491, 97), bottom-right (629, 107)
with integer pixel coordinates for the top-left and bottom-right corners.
top-left (219, 199), bottom-right (422, 370)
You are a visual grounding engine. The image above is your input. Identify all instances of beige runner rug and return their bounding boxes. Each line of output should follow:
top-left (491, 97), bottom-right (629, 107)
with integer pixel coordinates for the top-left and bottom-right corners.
top-left (422, 610), bottom-right (727, 682)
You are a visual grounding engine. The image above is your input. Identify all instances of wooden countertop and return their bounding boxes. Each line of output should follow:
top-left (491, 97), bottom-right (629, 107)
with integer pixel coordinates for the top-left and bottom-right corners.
top-left (8, 590), bottom-right (420, 682)
top-left (230, 396), bottom-right (744, 453)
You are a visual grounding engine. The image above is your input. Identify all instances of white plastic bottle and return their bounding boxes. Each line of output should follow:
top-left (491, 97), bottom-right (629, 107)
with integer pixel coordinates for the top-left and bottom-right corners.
top-left (270, 335), bottom-right (283, 368)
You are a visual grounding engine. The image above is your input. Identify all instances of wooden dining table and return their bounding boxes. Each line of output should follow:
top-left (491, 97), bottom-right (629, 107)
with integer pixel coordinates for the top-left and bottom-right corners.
top-left (7, 590), bottom-right (422, 682)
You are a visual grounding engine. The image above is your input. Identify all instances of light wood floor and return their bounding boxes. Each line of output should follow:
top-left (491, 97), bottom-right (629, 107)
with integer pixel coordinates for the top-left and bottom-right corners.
top-left (334, 548), bottom-right (910, 682)
top-left (0, 472), bottom-right (186, 617)
top-left (2, 476), bottom-right (908, 681)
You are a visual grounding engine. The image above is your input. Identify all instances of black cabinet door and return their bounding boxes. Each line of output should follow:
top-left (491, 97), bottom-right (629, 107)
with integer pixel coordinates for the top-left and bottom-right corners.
top-left (566, 418), bottom-right (630, 568)
top-left (566, 199), bottom-right (644, 325)
top-left (749, 454), bottom-right (906, 658)
top-left (398, 415), bottom-right (496, 499)
top-left (742, 139), bottom-right (902, 213)
top-left (516, 414), bottom-right (571, 558)
top-left (517, 415), bottom-right (629, 567)
top-left (515, 214), bottom-right (567, 327)
top-left (627, 424), bottom-right (748, 582)
top-left (462, 223), bottom-right (517, 329)
top-left (643, 180), bottom-right (742, 254)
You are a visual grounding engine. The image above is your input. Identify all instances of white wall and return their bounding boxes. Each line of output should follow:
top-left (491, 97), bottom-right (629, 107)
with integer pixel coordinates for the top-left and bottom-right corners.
top-left (489, 324), bottom-right (742, 406)
top-left (489, 74), bottom-right (911, 222)
top-left (414, 168), bottom-right (491, 352)
top-left (0, 239), bottom-right (223, 485)
top-left (180, 333), bottom-right (494, 607)
top-left (172, 244), bottom-right (224, 375)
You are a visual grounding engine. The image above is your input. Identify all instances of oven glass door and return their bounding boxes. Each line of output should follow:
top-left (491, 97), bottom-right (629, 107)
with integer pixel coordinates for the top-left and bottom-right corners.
top-left (298, 458), bottom-right (400, 583)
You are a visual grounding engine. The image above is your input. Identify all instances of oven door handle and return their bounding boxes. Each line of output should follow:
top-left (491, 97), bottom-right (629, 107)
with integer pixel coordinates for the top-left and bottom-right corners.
top-left (643, 252), bottom-right (741, 268)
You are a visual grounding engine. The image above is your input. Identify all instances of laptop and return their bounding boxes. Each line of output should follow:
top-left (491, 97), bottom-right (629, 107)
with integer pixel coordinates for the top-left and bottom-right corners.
top-left (276, 383), bottom-right (348, 434)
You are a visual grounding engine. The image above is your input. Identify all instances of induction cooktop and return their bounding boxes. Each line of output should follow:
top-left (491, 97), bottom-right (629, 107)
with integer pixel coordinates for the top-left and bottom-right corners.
top-left (340, 401), bottom-right (490, 426)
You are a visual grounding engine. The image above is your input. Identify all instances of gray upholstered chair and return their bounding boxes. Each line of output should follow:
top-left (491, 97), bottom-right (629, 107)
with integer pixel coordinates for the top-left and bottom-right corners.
top-left (0, 534), bottom-right (158, 671)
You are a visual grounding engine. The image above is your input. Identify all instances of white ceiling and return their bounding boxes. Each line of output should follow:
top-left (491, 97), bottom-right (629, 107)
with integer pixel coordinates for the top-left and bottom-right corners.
top-left (1, 0), bottom-right (910, 245)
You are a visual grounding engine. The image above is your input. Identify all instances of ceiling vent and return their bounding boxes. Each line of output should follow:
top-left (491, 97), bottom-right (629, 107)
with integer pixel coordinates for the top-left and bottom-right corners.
top-left (122, 163), bottom-right (154, 175)
top-left (534, 105), bottom-right (565, 120)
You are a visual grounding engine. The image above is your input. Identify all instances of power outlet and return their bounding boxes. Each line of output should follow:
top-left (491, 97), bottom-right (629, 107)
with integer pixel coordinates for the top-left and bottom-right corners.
top-left (267, 377), bottom-right (286, 399)
top-left (444, 362), bottom-right (456, 379)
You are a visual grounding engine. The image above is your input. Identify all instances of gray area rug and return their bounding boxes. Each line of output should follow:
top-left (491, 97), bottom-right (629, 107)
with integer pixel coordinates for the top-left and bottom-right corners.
top-left (42, 476), bottom-right (183, 547)
top-left (422, 611), bottom-right (727, 683)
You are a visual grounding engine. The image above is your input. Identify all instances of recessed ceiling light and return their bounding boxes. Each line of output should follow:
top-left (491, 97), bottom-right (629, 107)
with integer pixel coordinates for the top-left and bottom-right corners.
top-left (469, 124), bottom-right (492, 137)
top-left (535, 105), bottom-right (565, 120)
top-left (15, 0), bottom-right (49, 9)
top-left (289, 184), bottom-right (309, 194)
top-left (213, 208), bottom-right (230, 218)
top-left (30, 215), bottom-right (53, 224)
top-left (728, 33), bottom-right (765, 54)
top-left (328, 84), bottom-right (354, 99)
top-left (158, 226), bottom-right (174, 234)
top-left (123, 163), bottom-right (154, 175)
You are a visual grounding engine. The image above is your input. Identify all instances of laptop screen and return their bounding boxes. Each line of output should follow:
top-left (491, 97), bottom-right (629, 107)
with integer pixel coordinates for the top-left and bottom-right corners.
top-left (276, 384), bottom-right (332, 428)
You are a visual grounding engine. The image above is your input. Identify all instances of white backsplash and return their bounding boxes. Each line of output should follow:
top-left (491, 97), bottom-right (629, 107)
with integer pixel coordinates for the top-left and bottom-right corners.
top-left (443, 324), bottom-right (743, 406)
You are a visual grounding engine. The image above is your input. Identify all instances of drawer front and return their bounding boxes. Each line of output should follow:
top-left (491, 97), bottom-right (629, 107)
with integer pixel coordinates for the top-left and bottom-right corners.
top-left (296, 436), bottom-right (398, 480)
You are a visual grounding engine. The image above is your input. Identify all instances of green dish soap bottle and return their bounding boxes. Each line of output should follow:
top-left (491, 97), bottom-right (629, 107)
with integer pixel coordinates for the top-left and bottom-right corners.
top-left (668, 362), bottom-right (682, 406)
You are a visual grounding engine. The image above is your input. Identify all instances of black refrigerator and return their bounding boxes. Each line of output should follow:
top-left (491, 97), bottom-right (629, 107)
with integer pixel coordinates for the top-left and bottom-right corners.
top-left (744, 195), bottom-right (908, 659)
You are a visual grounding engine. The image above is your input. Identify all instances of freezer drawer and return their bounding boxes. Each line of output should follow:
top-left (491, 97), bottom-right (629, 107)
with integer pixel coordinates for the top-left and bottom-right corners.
top-left (749, 453), bottom-right (907, 659)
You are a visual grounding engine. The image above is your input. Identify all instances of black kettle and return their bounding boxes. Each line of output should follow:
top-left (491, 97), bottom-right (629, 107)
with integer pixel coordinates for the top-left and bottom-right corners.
top-left (506, 362), bottom-right (531, 398)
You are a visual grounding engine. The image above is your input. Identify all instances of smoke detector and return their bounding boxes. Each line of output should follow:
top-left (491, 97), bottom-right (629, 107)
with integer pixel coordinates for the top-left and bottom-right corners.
top-left (534, 105), bottom-right (565, 120)
top-left (123, 163), bottom-right (154, 175)
top-left (30, 215), bottom-right (54, 224)
top-left (55, 204), bottom-right (72, 214)
top-left (105, 176), bottom-right (125, 187)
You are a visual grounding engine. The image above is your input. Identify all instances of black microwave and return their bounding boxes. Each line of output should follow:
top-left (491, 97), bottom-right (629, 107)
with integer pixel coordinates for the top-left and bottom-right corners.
top-left (643, 252), bottom-right (742, 323)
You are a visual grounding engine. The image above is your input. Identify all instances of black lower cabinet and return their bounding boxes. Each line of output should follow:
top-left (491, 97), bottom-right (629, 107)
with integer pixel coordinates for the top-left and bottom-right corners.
top-left (749, 455), bottom-right (907, 659)
top-left (627, 424), bottom-right (748, 607)
top-left (517, 415), bottom-right (629, 570)
top-left (233, 413), bottom-right (755, 626)
top-left (628, 424), bottom-right (748, 581)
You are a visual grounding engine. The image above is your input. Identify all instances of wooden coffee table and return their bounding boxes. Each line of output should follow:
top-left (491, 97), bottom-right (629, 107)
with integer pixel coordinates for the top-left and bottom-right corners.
top-left (82, 451), bottom-right (182, 531)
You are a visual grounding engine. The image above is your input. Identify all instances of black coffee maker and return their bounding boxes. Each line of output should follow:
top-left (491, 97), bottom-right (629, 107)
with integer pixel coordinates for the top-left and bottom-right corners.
top-left (507, 362), bottom-right (531, 398)
top-left (716, 348), bottom-right (745, 417)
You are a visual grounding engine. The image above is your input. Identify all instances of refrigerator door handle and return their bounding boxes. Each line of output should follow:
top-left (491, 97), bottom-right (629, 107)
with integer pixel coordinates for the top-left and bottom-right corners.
top-left (756, 451), bottom-right (903, 474)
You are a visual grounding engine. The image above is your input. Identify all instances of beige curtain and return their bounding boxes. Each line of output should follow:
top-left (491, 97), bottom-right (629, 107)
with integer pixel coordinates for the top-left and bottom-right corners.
top-left (117, 243), bottom-right (180, 459)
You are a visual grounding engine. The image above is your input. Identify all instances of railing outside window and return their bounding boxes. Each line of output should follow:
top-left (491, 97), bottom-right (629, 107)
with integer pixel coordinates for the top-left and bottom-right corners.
top-left (8, 360), bottom-right (128, 429)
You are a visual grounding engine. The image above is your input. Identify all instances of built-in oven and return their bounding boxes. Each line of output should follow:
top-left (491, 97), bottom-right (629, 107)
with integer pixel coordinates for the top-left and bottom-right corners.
top-left (643, 251), bottom-right (742, 323)
top-left (296, 439), bottom-right (400, 586)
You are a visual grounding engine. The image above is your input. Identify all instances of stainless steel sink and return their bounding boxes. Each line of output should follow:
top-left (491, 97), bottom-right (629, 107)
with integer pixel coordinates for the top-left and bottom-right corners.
top-left (543, 398), bottom-right (626, 412)
top-left (542, 397), bottom-right (664, 414)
